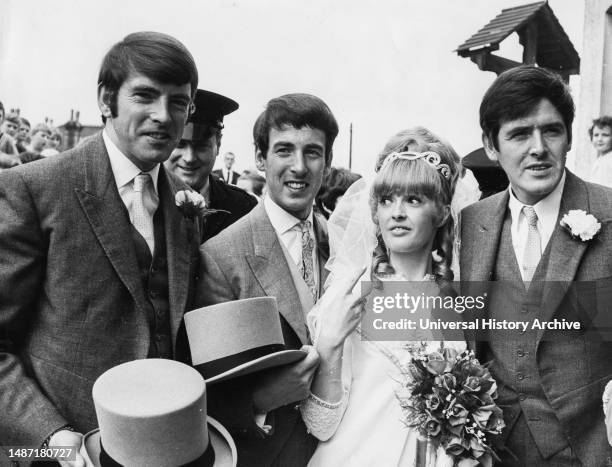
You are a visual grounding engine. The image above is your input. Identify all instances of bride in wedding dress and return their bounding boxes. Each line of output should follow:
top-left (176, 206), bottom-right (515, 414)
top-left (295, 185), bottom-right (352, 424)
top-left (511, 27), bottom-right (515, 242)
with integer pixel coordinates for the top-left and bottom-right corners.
top-left (301, 127), bottom-right (480, 466)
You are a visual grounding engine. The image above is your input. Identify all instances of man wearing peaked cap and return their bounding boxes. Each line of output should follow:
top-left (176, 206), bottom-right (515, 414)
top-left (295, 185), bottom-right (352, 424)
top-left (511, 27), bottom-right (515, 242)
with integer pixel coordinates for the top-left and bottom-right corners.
top-left (165, 89), bottom-right (257, 243)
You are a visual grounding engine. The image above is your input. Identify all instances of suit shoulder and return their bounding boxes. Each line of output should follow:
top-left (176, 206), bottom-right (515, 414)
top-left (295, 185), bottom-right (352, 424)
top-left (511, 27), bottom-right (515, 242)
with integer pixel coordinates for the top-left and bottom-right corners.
top-left (223, 182), bottom-right (256, 198)
top-left (583, 180), bottom-right (612, 215)
top-left (584, 179), bottom-right (612, 200)
top-left (0, 145), bottom-right (85, 186)
top-left (202, 207), bottom-right (255, 250)
top-left (461, 192), bottom-right (504, 219)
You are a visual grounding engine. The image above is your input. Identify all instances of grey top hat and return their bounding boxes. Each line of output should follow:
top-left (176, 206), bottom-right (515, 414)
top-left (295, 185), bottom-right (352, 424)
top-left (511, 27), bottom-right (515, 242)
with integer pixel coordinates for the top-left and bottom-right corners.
top-left (80, 359), bottom-right (237, 467)
top-left (185, 297), bottom-right (307, 384)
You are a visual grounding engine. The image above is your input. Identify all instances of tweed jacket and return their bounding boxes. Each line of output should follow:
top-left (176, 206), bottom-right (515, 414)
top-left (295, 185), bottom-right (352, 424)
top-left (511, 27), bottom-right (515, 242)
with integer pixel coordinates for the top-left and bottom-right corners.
top-left (197, 202), bottom-right (329, 467)
top-left (460, 170), bottom-right (612, 464)
top-left (0, 133), bottom-right (200, 452)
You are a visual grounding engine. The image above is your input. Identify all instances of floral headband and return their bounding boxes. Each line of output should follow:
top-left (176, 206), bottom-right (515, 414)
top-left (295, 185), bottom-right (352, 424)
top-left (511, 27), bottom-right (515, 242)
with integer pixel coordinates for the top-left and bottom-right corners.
top-left (377, 150), bottom-right (451, 180)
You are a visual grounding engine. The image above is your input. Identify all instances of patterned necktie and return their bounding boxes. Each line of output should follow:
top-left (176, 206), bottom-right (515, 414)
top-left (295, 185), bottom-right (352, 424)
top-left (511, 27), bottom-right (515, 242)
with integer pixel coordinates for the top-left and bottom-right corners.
top-left (522, 206), bottom-right (541, 283)
top-left (132, 173), bottom-right (155, 253)
top-left (297, 220), bottom-right (317, 302)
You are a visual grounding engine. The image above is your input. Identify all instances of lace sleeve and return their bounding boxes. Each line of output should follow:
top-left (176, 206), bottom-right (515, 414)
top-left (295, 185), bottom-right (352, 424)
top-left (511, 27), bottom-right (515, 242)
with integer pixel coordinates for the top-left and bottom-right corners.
top-left (300, 389), bottom-right (349, 441)
top-left (301, 305), bottom-right (354, 441)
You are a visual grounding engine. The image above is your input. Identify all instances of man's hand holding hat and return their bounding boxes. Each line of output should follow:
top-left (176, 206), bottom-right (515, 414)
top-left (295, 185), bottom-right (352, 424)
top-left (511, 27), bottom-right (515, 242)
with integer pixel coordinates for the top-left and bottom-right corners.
top-left (49, 429), bottom-right (85, 467)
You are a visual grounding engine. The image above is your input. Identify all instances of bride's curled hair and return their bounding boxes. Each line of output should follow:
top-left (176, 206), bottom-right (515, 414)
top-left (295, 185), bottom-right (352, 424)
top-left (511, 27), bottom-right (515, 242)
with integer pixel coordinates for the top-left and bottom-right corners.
top-left (370, 127), bottom-right (461, 283)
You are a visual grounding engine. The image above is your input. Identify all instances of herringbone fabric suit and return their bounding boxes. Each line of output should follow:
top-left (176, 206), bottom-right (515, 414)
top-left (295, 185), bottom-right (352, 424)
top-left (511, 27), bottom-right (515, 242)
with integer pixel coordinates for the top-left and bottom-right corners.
top-left (460, 170), bottom-right (612, 465)
top-left (0, 133), bottom-right (200, 456)
top-left (197, 202), bottom-right (329, 467)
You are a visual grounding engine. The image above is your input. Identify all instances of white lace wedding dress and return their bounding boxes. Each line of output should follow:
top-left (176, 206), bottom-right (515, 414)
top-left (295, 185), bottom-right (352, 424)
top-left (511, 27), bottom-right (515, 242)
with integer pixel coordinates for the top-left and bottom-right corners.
top-left (301, 275), bottom-right (466, 467)
top-left (300, 177), bottom-right (477, 466)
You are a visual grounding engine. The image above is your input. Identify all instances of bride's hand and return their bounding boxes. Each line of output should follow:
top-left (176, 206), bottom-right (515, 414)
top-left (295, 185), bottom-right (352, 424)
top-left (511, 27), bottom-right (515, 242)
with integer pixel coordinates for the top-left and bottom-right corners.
top-left (316, 267), bottom-right (369, 350)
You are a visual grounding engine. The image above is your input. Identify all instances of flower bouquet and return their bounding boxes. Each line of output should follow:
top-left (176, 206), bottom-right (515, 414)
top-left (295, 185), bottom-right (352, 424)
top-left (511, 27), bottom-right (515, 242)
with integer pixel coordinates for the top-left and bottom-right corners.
top-left (397, 347), bottom-right (504, 467)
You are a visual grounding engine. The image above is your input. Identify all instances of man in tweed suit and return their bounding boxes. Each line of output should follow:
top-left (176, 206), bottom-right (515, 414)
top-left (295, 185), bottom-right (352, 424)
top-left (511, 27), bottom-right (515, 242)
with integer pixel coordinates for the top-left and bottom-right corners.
top-left (197, 94), bottom-right (339, 467)
top-left (460, 66), bottom-right (612, 465)
top-left (0, 32), bottom-right (200, 465)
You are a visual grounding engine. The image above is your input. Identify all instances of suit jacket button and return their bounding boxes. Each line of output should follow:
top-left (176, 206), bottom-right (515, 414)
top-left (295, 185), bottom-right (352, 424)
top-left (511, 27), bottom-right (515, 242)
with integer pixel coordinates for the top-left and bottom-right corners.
top-left (517, 373), bottom-right (525, 380)
top-left (517, 350), bottom-right (525, 357)
top-left (518, 393), bottom-right (526, 401)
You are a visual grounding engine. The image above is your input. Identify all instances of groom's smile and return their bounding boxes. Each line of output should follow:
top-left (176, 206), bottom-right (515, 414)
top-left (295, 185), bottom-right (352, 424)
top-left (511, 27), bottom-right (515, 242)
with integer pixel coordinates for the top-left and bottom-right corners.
top-left (256, 125), bottom-right (328, 220)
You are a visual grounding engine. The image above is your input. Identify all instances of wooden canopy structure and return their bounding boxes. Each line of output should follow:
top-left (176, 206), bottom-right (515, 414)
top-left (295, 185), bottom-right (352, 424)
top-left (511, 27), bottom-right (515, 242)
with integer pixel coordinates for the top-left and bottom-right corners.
top-left (456, 1), bottom-right (580, 80)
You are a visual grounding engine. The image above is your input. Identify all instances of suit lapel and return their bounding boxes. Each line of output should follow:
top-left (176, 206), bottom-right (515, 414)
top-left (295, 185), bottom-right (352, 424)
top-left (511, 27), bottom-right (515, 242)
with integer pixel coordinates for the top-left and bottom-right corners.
top-left (159, 167), bottom-right (194, 343)
top-left (74, 134), bottom-right (148, 311)
top-left (246, 204), bottom-right (309, 344)
top-left (461, 192), bottom-right (508, 357)
top-left (465, 191), bottom-right (509, 282)
top-left (537, 171), bottom-right (589, 342)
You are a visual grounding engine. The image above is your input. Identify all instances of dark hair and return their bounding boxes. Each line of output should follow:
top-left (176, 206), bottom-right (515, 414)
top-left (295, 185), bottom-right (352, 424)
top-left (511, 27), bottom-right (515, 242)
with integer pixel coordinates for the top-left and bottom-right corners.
top-left (316, 167), bottom-right (362, 218)
top-left (370, 127), bottom-right (461, 283)
top-left (0, 101), bottom-right (4, 118)
top-left (19, 117), bottom-right (30, 129)
top-left (252, 93), bottom-right (339, 164)
top-left (480, 66), bottom-right (575, 150)
top-left (239, 169), bottom-right (266, 197)
top-left (4, 113), bottom-right (20, 125)
top-left (31, 123), bottom-right (51, 136)
top-left (98, 31), bottom-right (198, 123)
top-left (589, 116), bottom-right (612, 139)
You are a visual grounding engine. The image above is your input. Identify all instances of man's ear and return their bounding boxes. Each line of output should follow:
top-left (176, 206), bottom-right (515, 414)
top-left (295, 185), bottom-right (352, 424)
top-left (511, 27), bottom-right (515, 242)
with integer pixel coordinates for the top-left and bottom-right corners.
top-left (97, 86), bottom-right (113, 119)
top-left (482, 133), bottom-right (498, 162)
top-left (255, 148), bottom-right (266, 172)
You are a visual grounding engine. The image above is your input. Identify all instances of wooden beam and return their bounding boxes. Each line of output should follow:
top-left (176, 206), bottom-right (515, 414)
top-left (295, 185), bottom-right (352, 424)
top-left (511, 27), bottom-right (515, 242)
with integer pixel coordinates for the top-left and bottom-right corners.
top-left (469, 52), bottom-right (522, 75)
top-left (521, 22), bottom-right (538, 64)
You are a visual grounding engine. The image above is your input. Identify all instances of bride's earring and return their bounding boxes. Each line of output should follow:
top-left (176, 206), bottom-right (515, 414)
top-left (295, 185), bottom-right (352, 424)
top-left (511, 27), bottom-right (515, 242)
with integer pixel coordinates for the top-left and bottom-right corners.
top-left (432, 249), bottom-right (443, 262)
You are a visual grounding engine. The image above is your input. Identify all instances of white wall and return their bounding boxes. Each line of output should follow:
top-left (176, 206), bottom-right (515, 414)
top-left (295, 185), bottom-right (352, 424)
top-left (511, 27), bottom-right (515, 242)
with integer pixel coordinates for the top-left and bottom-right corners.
top-left (575, 0), bottom-right (612, 176)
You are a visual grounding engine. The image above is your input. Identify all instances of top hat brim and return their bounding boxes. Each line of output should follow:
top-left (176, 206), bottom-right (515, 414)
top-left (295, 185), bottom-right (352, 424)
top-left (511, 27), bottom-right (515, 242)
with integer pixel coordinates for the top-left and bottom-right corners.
top-left (80, 416), bottom-right (236, 467)
top-left (205, 349), bottom-right (308, 384)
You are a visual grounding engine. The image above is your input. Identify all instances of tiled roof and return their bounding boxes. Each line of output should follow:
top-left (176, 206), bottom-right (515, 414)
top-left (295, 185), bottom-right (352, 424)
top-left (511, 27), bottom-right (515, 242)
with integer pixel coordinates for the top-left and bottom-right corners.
top-left (456, 1), bottom-right (579, 72)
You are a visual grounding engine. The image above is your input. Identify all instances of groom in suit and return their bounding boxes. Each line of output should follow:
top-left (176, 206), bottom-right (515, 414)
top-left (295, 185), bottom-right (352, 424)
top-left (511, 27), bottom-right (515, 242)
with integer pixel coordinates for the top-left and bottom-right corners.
top-left (0, 32), bottom-right (200, 464)
top-left (461, 66), bottom-right (612, 465)
top-left (197, 93), bottom-right (339, 467)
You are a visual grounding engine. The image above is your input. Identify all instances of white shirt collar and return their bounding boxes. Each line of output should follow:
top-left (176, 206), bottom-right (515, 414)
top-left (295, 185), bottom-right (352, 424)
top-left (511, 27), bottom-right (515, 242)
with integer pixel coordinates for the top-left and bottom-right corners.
top-left (263, 193), bottom-right (314, 235)
top-left (103, 129), bottom-right (159, 193)
top-left (508, 170), bottom-right (566, 227)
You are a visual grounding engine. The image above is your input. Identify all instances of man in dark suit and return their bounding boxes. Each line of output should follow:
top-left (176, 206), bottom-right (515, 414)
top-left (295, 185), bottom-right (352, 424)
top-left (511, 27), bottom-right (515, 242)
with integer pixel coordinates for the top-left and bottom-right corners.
top-left (197, 94), bottom-right (339, 467)
top-left (165, 89), bottom-right (257, 243)
top-left (213, 151), bottom-right (240, 184)
top-left (0, 32), bottom-right (200, 465)
top-left (460, 66), bottom-right (612, 465)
